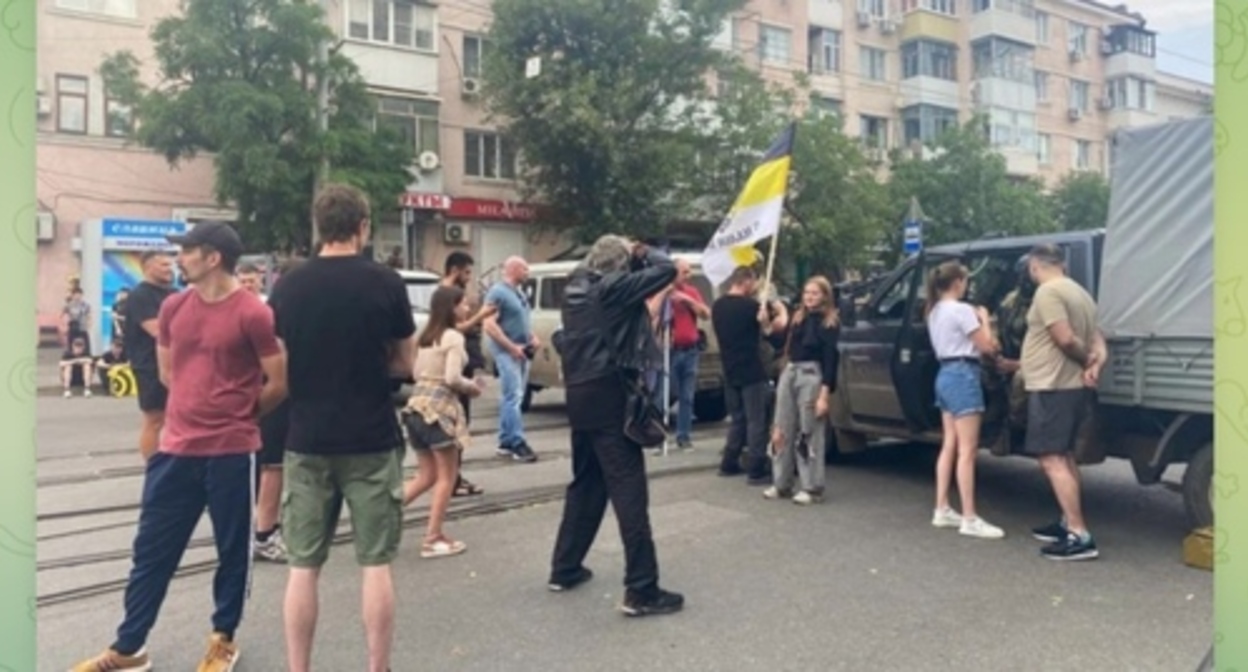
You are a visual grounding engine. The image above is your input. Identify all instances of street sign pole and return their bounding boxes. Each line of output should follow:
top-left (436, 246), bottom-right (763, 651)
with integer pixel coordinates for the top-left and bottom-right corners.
top-left (902, 196), bottom-right (924, 258)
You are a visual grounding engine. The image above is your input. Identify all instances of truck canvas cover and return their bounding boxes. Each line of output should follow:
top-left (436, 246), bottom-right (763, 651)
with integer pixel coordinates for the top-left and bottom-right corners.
top-left (1096, 116), bottom-right (1214, 339)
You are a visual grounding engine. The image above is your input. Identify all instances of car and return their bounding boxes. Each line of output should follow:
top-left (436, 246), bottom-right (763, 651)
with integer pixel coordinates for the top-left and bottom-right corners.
top-left (392, 269), bottom-right (441, 400)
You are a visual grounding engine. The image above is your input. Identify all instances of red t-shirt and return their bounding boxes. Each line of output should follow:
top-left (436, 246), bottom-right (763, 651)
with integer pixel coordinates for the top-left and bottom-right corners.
top-left (157, 288), bottom-right (282, 457)
top-left (670, 283), bottom-right (704, 349)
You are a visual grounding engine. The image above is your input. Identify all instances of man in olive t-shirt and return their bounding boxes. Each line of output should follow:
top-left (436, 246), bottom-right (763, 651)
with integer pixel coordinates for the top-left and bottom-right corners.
top-left (1019, 244), bottom-right (1106, 562)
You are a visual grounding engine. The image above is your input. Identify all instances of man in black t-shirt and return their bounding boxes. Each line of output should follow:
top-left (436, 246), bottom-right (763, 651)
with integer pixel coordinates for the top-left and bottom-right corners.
top-left (270, 184), bottom-right (415, 672)
top-left (123, 251), bottom-right (177, 461)
top-left (711, 266), bottom-right (788, 484)
top-left (442, 251), bottom-right (497, 497)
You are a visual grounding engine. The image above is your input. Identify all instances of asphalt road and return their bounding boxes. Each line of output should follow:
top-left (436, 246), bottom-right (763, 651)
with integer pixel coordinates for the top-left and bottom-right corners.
top-left (36, 392), bottom-right (1211, 671)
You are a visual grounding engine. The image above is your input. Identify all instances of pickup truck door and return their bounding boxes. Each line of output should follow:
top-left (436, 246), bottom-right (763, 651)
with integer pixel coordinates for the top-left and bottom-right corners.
top-left (890, 251), bottom-right (960, 433)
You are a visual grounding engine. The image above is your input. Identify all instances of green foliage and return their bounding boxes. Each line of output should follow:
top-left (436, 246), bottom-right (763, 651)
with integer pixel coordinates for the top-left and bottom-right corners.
top-left (482, 0), bottom-right (753, 242)
top-left (1049, 170), bottom-right (1110, 231)
top-left (98, 0), bottom-right (411, 252)
top-left (785, 107), bottom-right (892, 282)
top-left (884, 116), bottom-right (1055, 262)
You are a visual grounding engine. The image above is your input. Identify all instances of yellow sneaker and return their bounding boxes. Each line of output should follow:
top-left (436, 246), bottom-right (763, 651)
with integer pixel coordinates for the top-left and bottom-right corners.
top-left (67, 647), bottom-right (151, 672)
top-left (196, 633), bottom-right (239, 672)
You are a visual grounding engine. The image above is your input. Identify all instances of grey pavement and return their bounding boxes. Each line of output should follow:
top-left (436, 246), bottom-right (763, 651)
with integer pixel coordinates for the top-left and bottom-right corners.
top-left (36, 389), bottom-right (1212, 671)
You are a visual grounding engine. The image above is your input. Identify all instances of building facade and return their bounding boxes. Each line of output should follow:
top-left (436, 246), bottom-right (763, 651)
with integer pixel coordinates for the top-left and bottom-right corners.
top-left (34, 0), bottom-right (1211, 331)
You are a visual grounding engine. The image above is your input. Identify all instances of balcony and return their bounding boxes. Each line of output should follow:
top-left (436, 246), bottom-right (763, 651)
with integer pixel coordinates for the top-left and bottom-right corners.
top-left (1103, 24), bottom-right (1156, 79)
top-left (900, 76), bottom-right (960, 109)
top-left (900, 11), bottom-right (958, 43)
top-left (809, 0), bottom-right (844, 28)
top-left (1104, 50), bottom-right (1156, 79)
top-left (971, 77), bottom-right (1036, 110)
top-left (1106, 107), bottom-right (1159, 130)
top-left (1002, 147), bottom-right (1038, 175)
top-left (968, 0), bottom-right (1036, 45)
top-left (341, 41), bottom-right (439, 94)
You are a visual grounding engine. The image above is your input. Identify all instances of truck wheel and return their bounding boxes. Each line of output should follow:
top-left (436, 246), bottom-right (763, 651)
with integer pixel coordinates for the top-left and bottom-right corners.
top-left (521, 386), bottom-right (535, 413)
top-left (694, 390), bottom-right (727, 423)
top-left (1182, 442), bottom-right (1214, 529)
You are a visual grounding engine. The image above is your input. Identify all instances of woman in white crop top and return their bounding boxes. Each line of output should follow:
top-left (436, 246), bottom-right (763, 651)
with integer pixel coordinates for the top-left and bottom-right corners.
top-left (401, 285), bottom-right (485, 559)
top-left (924, 261), bottom-right (1005, 540)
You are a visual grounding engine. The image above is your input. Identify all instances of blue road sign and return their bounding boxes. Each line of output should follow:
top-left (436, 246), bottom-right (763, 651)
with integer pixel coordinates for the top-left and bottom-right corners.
top-left (903, 220), bottom-right (922, 255)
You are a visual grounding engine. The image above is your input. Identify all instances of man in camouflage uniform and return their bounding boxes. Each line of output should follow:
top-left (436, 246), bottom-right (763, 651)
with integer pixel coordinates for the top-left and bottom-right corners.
top-left (990, 257), bottom-right (1037, 451)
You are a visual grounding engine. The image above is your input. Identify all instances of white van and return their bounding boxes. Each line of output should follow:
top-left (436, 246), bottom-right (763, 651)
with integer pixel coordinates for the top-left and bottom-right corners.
top-left (484, 253), bottom-right (727, 422)
top-left (393, 269), bottom-right (441, 399)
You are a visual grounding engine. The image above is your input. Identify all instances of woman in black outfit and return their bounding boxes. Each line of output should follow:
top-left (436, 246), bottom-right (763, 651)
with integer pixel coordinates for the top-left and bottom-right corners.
top-left (764, 276), bottom-right (841, 505)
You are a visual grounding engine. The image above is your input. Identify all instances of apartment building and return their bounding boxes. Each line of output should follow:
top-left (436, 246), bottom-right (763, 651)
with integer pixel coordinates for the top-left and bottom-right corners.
top-left (717, 0), bottom-right (1211, 185)
top-left (35, 0), bottom-right (228, 333)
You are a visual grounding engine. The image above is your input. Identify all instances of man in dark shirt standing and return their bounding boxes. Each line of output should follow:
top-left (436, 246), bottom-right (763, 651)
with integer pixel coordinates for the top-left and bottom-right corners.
top-left (711, 266), bottom-right (788, 485)
top-left (271, 184), bottom-right (416, 672)
top-left (123, 251), bottom-right (177, 461)
top-left (442, 251), bottom-right (497, 497)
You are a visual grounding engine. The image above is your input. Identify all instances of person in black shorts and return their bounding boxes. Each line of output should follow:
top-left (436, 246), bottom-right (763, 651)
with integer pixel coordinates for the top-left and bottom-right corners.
top-left (252, 258), bottom-right (302, 562)
top-left (123, 251), bottom-right (177, 461)
top-left (441, 251), bottom-right (497, 497)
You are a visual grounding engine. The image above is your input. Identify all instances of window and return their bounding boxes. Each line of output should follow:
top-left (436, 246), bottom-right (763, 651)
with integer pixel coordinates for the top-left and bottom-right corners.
top-left (860, 115), bottom-right (889, 148)
top-left (985, 107), bottom-right (1035, 151)
top-left (808, 27), bottom-right (841, 73)
top-left (1034, 71), bottom-right (1048, 100)
top-left (465, 130), bottom-right (518, 180)
top-left (860, 47), bottom-right (887, 82)
top-left (376, 96), bottom-right (440, 156)
top-left (1037, 133), bottom-right (1051, 164)
top-left (814, 96), bottom-right (842, 118)
top-left (1067, 21), bottom-right (1087, 55)
top-left (54, 0), bottom-right (136, 18)
top-left (901, 40), bottom-right (957, 80)
top-left (1104, 25), bottom-right (1155, 57)
top-left (915, 0), bottom-right (956, 15)
top-left (1034, 11), bottom-right (1049, 43)
top-left (1106, 76), bottom-right (1155, 111)
top-left (1074, 139), bottom-right (1091, 169)
top-left (860, 0), bottom-right (886, 18)
top-left (463, 35), bottom-right (488, 78)
top-left (1069, 79), bottom-right (1089, 111)
top-left (758, 24), bottom-right (792, 65)
top-left (970, 38), bottom-right (1034, 83)
top-left (901, 105), bottom-right (958, 145)
top-left (873, 266), bottom-right (917, 320)
top-left (56, 75), bottom-right (88, 134)
top-left (538, 277), bottom-right (567, 309)
top-left (347, 0), bottom-right (435, 50)
top-left (104, 97), bottom-right (132, 137)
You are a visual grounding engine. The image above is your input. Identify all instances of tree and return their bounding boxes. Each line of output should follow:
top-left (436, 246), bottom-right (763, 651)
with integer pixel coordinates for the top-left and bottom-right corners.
top-left (884, 117), bottom-right (1054, 260)
top-left (783, 107), bottom-right (892, 282)
top-left (1049, 170), bottom-right (1111, 231)
top-left (99, 0), bottom-right (411, 252)
top-left (482, 0), bottom-right (752, 242)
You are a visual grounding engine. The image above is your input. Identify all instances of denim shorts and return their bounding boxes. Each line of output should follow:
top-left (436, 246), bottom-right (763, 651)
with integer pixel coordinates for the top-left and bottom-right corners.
top-left (934, 360), bottom-right (985, 418)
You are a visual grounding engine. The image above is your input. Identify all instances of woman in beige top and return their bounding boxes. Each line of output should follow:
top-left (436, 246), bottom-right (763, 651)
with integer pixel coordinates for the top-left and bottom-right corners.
top-left (401, 285), bottom-right (484, 559)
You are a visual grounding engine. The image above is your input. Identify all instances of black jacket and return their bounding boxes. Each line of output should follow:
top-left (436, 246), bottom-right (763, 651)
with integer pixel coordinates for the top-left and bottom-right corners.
top-left (555, 249), bottom-right (677, 387)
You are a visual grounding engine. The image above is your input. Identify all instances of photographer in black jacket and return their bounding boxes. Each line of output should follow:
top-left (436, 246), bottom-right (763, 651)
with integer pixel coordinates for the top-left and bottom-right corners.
top-left (547, 234), bottom-right (684, 617)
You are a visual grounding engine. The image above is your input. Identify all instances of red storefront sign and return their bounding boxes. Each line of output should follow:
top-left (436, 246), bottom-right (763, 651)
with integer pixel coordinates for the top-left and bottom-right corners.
top-left (398, 192), bottom-right (452, 210)
top-left (446, 197), bottom-right (538, 222)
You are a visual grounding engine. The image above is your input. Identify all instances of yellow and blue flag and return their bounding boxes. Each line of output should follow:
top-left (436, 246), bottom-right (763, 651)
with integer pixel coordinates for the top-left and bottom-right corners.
top-left (702, 123), bottom-right (794, 286)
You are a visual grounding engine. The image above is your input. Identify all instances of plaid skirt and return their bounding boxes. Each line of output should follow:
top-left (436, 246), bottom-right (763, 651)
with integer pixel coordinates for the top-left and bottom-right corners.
top-left (402, 379), bottom-right (470, 452)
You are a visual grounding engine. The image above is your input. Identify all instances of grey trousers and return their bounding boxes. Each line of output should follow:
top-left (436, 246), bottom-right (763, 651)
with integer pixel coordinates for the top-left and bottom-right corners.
top-left (771, 362), bottom-right (827, 494)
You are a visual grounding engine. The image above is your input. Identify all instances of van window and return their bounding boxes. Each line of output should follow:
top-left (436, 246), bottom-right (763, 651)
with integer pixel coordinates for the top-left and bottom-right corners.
top-left (872, 266), bottom-right (917, 322)
top-left (689, 275), bottom-right (714, 302)
top-left (1067, 242), bottom-right (1093, 293)
top-left (540, 276), bottom-right (568, 309)
top-left (519, 279), bottom-right (537, 307)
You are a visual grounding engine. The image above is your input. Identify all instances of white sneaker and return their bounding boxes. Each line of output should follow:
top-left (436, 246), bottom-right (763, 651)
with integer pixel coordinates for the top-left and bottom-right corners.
top-left (792, 491), bottom-right (820, 505)
top-left (762, 486), bottom-right (783, 500)
top-left (960, 516), bottom-right (1006, 540)
top-left (63, 390), bottom-right (72, 398)
top-left (932, 507), bottom-right (963, 529)
top-left (83, 389), bottom-right (92, 398)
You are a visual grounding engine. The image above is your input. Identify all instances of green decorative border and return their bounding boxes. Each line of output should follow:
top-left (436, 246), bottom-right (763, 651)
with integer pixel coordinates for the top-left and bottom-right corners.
top-left (0, 0), bottom-right (38, 670)
top-left (1217, 2), bottom-right (1246, 668)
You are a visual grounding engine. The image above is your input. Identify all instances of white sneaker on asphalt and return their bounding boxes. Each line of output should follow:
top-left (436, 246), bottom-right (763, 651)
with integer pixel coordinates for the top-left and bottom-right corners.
top-left (959, 516), bottom-right (1005, 539)
top-left (931, 507), bottom-right (963, 529)
top-left (253, 530), bottom-right (287, 563)
top-left (763, 486), bottom-right (782, 499)
top-left (792, 491), bottom-right (821, 505)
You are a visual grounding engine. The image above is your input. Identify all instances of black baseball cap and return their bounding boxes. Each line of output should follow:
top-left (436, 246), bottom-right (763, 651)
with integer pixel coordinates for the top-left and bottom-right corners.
top-left (166, 221), bottom-right (245, 261)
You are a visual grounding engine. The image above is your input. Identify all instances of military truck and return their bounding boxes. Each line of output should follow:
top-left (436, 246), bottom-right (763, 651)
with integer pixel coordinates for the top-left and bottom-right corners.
top-left (826, 117), bottom-right (1214, 528)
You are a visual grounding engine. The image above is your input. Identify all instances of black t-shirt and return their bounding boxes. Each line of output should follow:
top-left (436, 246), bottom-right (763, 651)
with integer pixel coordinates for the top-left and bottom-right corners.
top-left (123, 282), bottom-right (175, 373)
top-left (269, 255), bottom-right (416, 455)
top-left (712, 294), bottom-right (767, 388)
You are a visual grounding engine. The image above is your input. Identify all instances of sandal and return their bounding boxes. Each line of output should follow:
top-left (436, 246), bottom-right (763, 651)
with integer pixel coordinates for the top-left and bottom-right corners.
top-left (453, 479), bottom-right (484, 498)
top-left (421, 537), bottom-right (467, 559)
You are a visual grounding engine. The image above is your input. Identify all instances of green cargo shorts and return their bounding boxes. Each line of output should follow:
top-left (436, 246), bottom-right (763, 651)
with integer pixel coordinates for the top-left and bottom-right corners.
top-left (282, 448), bottom-right (404, 568)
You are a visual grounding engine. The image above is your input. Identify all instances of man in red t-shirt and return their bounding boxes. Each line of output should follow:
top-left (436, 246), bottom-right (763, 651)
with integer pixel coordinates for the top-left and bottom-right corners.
top-left (657, 258), bottom-right (710, 449)
top-left (70, 222), bottom-right (287, 672)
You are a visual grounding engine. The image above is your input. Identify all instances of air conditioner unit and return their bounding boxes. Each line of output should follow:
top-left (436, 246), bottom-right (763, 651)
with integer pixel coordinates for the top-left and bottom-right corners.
top-left (1068, 107), bottom-right (1083, 121)
top-left (35, 75), bottom-right (46, 94)
top-left (1069, 48), bottom-right (1084, 63)
top-left (880, 19), bottom-right (897, 35)
top-left (443, 221), bottom-right (472, 245)
top-left (416, 150), bottom-right (441, 173)
top-left (1100, 41), bottom-right (1114, 56)
top-left (856, 11), bottom-right (872, 27)
top-left (1097, 96), bottom-right (1113, 111)
top-left (36, 96), bottom-right (51, 117)
top-left (969, 82), bottom-right (981, 103)
top-left (461, 77), bottom-right (482, 98)
top-left (36, 212), bottom-right (55, 242)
